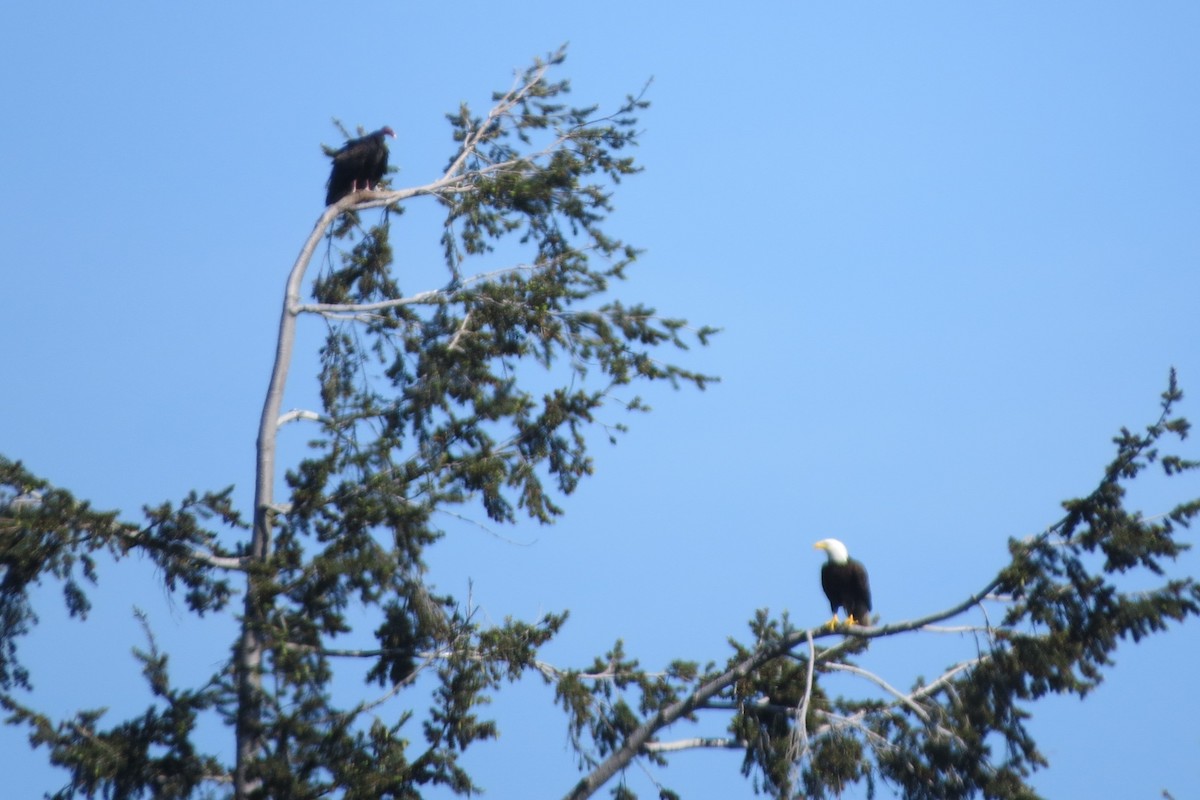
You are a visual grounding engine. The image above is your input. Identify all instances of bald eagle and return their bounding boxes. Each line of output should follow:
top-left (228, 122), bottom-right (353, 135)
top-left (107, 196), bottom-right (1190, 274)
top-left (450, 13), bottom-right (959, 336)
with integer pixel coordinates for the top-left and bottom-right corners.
top-left (814, 538), bottom-right (872, 627)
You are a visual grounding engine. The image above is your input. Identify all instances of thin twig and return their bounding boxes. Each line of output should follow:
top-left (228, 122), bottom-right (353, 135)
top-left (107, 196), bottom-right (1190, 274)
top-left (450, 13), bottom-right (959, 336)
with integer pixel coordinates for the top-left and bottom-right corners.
top-left (824, 662), bottom-right (930, 723)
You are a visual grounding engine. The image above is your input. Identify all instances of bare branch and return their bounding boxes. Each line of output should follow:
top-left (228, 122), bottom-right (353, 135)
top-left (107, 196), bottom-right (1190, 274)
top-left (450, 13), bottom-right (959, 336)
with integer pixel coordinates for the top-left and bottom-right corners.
top-left (296, 285), bottom-right (451, 316)
top-left (643, 737), bottom-right (744, 754)
top-left (114, 523), bottom-right (248, 572)
top-left (910, 658), bottom-right (984, 702)
top-left (784, 629), bottom-right (818, 794)
top-left (447, 308), bottom-right (475, 352)
top-left (810, 710), bottom-right (896, 752)
top-left (442, 57), bottom-right (555, 181)
top-left (276, 409), bottom-right (326, 428)
top-left (919, 624), bottom-right (997, 634)
top-left (824, 662), bottom-right (931, 723)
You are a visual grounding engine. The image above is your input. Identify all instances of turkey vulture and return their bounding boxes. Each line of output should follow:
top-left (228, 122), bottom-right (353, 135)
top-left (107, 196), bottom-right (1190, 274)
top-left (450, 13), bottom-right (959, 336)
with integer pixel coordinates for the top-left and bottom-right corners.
top-left (325, 126), bottom-right (395, 206)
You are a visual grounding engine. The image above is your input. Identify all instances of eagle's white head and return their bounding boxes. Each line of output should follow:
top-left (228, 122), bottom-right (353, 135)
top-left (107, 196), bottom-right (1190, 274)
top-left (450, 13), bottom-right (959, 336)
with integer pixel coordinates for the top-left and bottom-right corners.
top-left (813, 538), bottom-right (850, 564)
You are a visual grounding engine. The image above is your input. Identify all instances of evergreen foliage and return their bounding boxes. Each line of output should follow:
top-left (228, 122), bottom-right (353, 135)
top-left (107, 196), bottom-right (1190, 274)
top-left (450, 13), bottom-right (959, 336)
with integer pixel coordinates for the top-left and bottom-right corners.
top-left (556, 372), bottom-right (1199, 800)
top-left (2, 49), bottom-right (1197, 800)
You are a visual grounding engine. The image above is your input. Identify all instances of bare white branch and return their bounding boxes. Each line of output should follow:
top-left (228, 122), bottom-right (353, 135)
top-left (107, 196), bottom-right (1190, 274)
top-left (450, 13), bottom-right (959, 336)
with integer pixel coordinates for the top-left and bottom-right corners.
top-left (824, 662), bottom-right (931, 723)
top-left (810, 709), bottom-right (896, 752)
top-left (643, 737), bottom-right (744, 754)
top-left (293, 257), bottom-right (558, 318)
top-left (114, 524), bottom-right (248, 572)
top-left (276, 409), bottom-right (325, 428)
top-left (919, 624), bottom-right (997, 634)
top-left (447, 308), bottom-right (475, 352)
top-left (441, 59), bottom-right (553, 182)
top-left (786, 630), bottom-right (817, 785)
top-left (296, 286), bottom-right (451, 317)
top-left (910, 658), bottom-right (984, 702)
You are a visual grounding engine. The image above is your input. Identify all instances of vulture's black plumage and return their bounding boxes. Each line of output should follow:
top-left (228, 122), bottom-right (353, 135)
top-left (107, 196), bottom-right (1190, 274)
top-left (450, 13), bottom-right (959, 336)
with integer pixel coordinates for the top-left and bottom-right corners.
top-left (814, 538), bottom-right (872, 626)
top-left (325, 126), bottom-right (395, 206)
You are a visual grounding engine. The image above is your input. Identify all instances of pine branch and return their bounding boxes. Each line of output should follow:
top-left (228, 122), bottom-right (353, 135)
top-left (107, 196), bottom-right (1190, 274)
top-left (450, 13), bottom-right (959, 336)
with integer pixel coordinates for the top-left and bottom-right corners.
top-left (565, 375), bottom-right (1197, 799)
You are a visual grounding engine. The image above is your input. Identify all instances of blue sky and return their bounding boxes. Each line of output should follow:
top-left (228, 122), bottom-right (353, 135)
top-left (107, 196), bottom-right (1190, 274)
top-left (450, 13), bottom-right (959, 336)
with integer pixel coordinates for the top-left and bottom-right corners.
top-left (3, 2), bottom-right (1199, 798)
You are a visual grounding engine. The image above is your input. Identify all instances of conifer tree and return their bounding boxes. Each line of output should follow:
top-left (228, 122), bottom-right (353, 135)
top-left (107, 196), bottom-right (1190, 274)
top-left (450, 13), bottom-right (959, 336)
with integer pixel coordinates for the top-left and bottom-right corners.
top-left (2, 49), bottom-right (1198, 800)
top-left (1, 49), bottom-right (712, 799)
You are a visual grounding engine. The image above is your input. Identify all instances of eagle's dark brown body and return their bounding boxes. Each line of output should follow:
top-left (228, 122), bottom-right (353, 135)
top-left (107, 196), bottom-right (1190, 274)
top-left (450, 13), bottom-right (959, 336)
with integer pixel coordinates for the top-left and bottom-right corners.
top-left (325, 126), bottom-right (395, 206)
top-left (820, 558), bottom-right (872, 625)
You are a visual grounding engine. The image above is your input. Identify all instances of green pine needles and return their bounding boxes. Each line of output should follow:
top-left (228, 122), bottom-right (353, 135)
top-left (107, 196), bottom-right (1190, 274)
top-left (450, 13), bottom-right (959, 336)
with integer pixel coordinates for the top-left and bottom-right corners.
top-left (558, 372), bottom-right (1199, 800)
top-left (235, 46), bottom-right (717, 799)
